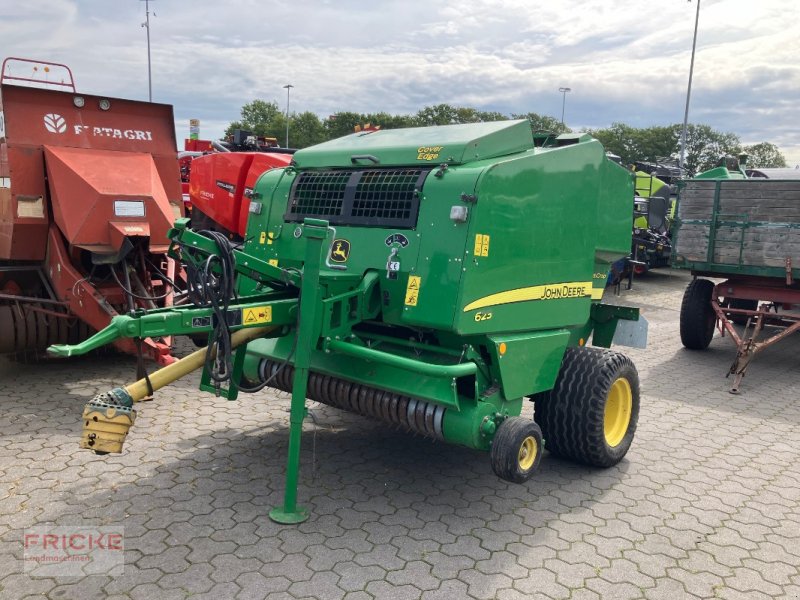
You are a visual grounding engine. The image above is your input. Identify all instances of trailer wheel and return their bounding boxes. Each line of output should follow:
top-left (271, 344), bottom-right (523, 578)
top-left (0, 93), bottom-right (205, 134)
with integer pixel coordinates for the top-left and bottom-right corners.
top-left (490, 417), bottom-right (543, 483)
top-left (680, 278), bottom-right (716, 349)
top-left (533, 347), bottom-right (639, 468)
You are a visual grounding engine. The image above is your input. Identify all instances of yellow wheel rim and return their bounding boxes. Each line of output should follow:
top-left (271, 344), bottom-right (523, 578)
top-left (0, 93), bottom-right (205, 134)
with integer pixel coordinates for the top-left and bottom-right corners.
top-left (604, 377), bottom-right (632, 447)
top-left (518, 435), bottom-right (538, 471)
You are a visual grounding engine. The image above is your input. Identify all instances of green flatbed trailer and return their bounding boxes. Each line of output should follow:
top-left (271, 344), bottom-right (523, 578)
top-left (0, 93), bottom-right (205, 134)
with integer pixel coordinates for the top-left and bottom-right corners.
top-left (672, 167), bottom-right (800, 392)
top-left (52, 120), bottom-right (646, 523)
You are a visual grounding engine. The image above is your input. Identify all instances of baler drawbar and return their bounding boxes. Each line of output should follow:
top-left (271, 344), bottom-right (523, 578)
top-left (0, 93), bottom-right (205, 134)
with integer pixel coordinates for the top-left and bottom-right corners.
top-left (52, 120), bottom-right (646, 523)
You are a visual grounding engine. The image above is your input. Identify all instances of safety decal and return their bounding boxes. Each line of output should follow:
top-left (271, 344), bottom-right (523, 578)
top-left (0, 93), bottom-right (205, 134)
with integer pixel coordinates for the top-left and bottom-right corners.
top-left (385, 233), bottom-right (410, 247)
top-left (259, 232), bottom-right (267, 244)
top-left (192, 316), bottom-right (211, 328)
top-left (463, 281), bottom-right (593, 312)
top-left (404, 275), bottom-right (421, 306)
top-left (243, 306), bottom-right (272, 325)
top-left (330, 239), bottom-right (350, 263)
top-left (474, 234), bottom-right (490, 257)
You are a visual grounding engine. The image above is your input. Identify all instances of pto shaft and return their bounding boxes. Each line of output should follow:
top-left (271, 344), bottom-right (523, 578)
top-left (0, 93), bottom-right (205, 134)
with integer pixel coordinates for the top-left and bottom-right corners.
top-left (125, 326), bottom-right (275, 401)
top-left (81, 326), bottom-right (274, 453)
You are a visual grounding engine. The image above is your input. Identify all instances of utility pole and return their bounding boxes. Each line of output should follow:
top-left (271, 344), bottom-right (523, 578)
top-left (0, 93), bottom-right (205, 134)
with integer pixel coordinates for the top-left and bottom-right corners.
top-left (679, 0), bottom-right (701, 171)
top-left (140, 0), bottom-right (154, 101)
top-left (283, 84), bottom-right (294, 148)
top-left (558, 87), bottom-right (571, 124)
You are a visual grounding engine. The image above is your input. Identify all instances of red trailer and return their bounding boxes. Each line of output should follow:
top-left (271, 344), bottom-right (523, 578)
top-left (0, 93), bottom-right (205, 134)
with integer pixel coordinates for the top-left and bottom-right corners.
top-left (0, 57), bottom-right (183, 364)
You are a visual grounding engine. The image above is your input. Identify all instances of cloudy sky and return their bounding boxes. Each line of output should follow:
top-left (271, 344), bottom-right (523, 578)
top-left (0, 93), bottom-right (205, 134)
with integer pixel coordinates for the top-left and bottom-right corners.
top-left (3, 0), bottom-right (799, 164)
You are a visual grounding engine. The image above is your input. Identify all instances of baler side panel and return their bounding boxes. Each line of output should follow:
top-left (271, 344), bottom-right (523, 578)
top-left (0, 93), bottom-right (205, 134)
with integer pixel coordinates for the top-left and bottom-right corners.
top-left (0, 145), bottom-right (49, 260)
top-left (596, 158), bottom-right (635, 262)
top-left (238, 154), bottom-right (294, 238)
top-left (189, 152), bottom-right (254, 234)
top-left (455, 143), bottom-right (603, 335)
top-left (398, 166), bottom-right (482, 329)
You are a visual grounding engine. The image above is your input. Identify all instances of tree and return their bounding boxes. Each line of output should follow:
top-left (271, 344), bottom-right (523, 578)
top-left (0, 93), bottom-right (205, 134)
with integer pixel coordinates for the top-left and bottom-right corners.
top-left (288, 112), bottom-right (327, 148)
top-left (635, 125), bottom-right (681, 163)
top-left (226, 100), bottom-right (284, 139)
top-left (586, 122), bottom-right (742, 174)
top-left (742, 142), bottom-right (787, 168)
top-left (586, 122), bottom-right (641, 164)
top-left (679, 124), bottom-right (741, 176)
top-left (513, 112), bottom-right (571, 136)
top-left (324, 111), bottom-right (368, 139)
top-left (414, 104), bottom-right (507, 126)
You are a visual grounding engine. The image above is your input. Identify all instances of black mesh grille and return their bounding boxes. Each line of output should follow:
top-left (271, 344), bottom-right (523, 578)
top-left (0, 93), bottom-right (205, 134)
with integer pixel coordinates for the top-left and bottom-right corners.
top-left (287, 171), bottom-right (350, 217)
top-left (286, 168), bottom-right (429, 228)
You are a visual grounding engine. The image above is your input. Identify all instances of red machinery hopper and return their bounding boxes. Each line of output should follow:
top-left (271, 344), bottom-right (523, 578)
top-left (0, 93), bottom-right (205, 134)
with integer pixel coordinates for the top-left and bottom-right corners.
top-left (44, 146), bottom-right (176, 254)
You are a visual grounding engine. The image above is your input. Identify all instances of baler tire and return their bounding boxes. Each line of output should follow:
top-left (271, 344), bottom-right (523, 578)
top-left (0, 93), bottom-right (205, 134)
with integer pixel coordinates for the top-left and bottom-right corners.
top-left (680, 278), bottom-right (716, 350)
top-left (533, 347), bottom-right (639, 468)
top-left (490, 417), bottom-right (543, 483)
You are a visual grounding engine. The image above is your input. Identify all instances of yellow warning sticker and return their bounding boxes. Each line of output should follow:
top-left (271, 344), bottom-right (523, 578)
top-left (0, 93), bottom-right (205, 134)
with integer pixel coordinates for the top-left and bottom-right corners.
top-left (474, 234), bottom-right (490, 257)
top-left (268, 259), bottom-right (278, 267)
top-left (243, 306), bottom-right (272, 325)
top-left (404, 275), bottom-right (421, 306)
top-left (259, 231), bottom-right (267, 244)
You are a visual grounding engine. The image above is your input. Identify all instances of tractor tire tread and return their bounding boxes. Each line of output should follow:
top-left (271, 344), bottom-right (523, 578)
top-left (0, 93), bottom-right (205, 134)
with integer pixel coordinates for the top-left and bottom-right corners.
top-left (680, 278), bottom-right (716, 350)
top-left (533, 347), bottom-right (639, 468)
top-left (490, 416), bottom-right (543, 483)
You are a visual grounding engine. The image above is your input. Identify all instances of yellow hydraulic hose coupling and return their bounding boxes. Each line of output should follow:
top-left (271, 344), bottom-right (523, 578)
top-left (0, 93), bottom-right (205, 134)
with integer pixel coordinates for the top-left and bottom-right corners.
top-left (80, 388), bottom-right (136, 454)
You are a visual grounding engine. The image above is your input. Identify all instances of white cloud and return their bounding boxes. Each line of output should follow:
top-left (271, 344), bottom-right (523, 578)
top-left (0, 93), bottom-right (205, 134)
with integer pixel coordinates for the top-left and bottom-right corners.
top-left (1, 0), bottom-right (798, 164)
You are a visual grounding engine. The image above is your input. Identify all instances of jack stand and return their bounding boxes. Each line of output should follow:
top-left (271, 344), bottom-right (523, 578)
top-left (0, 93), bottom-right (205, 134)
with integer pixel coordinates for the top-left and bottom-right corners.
top-left (269, 220), bottom-right (327, 524)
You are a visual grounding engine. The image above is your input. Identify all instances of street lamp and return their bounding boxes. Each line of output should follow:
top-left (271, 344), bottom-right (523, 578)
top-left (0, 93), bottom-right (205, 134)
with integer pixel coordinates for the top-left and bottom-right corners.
top-left (558, 87), bottom-right (571, 124)
top-left (679, 0), bottom-right (701, 171)
top-left (140, 0), bottom-right (154, 102)
top-left (283, 84), bottom-right (294, 148)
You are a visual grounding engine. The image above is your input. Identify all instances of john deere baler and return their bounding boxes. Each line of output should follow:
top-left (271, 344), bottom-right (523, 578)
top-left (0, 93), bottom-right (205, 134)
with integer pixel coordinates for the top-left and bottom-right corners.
top-left (51, 120), bottom-right (644, 523)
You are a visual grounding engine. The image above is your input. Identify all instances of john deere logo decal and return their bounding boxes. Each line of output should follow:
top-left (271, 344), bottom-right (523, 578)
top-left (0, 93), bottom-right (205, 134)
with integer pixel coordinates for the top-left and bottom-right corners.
top-left (330, 239), bottom-right (350, 263)
top-left (44, 113), bottom-right (67, 134)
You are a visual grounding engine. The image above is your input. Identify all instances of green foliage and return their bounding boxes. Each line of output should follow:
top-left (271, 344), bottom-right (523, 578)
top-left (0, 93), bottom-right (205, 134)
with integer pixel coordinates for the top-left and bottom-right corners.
top-left (680, 123), bottom-right (741, 176)
top-left (225, 100), bottom-right (284, 139)
top-left (512, 112), bottom-right (571, 135)
top-left (324, 111), bottom-right (365, 140)
top-left (414, 104), bottom-right (507, 126)
top-left (742, 142), bottom-right (787, 169)
top-left (586, 123), bottom-right (680, 166)
top-left (289, 111), bottom-right (328, 148)
top-left (224, 101), bottom-right (786, 170)
top-left (585, 123), bottom-right (640, 163)
top-left (586, 122), bottom-right (745, 175)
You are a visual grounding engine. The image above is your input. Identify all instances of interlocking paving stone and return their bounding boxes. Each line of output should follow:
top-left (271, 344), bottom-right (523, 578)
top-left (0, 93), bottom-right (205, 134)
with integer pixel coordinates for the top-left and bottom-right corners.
top-left (1, 268), bottom-right (799, 599)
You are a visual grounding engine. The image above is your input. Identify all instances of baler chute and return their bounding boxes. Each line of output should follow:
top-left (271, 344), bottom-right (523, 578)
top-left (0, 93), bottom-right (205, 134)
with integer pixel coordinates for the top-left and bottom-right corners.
top-left (0, 57), bottom-right (184, 363)
top-left (53, 120), bottom-right (646, 523)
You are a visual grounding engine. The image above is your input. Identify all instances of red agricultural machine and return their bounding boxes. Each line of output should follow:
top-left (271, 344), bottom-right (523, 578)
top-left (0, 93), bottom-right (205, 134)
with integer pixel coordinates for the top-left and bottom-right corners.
top-left (179, 130), bottom-right (293, 239)
top-left (0, 57), bottom-right (184, 364)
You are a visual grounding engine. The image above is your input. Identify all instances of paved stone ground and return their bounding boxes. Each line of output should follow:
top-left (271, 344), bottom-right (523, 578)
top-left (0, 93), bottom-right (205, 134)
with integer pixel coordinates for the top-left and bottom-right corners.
top-left (1, 268), bottom-right (799, 600)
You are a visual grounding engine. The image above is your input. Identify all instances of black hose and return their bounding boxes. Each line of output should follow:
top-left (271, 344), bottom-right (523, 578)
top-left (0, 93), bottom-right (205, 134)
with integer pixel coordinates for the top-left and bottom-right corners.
top-left (110, 263), bottom-right (173, 301)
